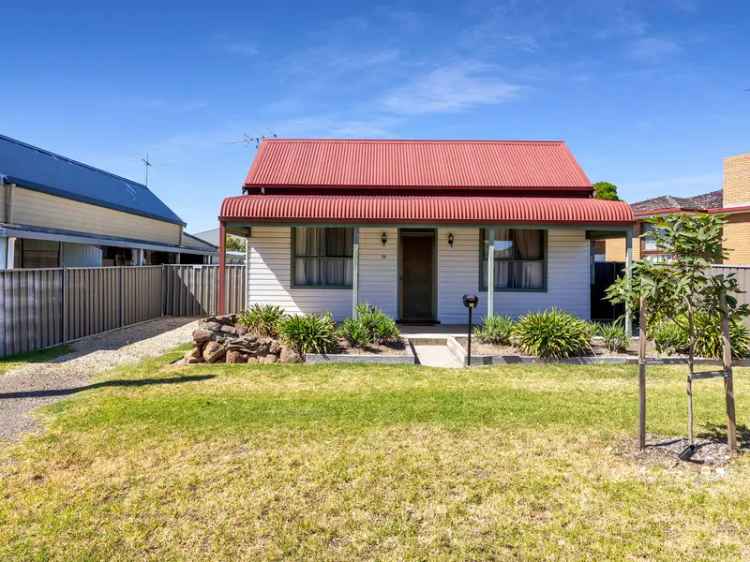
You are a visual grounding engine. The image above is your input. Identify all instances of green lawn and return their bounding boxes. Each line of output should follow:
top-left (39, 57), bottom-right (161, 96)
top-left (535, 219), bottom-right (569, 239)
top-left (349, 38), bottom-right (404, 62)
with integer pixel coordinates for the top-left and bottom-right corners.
top-left (1, 350), bottom-right (749, 561)
top-left (0, 345), bottom-right (72, 375)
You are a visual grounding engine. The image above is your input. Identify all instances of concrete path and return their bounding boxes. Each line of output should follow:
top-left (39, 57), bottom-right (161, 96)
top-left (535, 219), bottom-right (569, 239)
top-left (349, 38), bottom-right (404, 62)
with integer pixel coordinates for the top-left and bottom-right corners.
top-left (0, 317), bottom-right (198, 444)
top-left (411, 344), bottom-right (463, 368)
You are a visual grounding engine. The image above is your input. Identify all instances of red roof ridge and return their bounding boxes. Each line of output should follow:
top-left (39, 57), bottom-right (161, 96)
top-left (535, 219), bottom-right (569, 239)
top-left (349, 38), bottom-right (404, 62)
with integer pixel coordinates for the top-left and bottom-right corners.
top-left (260, 138), bottom-right (566, 144)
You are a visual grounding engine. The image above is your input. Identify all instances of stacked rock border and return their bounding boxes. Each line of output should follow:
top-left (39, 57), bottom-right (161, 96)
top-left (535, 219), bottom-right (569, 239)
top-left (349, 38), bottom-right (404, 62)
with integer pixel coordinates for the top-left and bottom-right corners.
top-left (184, 314), bottom-right (302, 364)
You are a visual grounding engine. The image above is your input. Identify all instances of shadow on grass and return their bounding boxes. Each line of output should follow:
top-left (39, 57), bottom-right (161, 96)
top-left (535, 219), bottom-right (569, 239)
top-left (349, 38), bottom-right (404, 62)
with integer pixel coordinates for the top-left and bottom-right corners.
top-left (0, 375), bottom-right (216, 400)
top-left (699, 422), bottom-right (750, 449)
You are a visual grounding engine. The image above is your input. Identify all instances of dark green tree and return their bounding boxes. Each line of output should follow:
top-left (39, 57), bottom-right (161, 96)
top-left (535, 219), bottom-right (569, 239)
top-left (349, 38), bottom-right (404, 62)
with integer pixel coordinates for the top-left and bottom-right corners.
top-left (592, 181), bottom-right (619, 201)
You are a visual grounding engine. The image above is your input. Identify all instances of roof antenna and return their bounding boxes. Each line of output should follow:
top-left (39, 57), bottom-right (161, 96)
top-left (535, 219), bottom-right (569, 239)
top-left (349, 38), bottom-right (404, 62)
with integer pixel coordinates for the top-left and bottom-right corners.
top-left (141, 153), bottom-right (152, 187)
top-left (223, 132), bottom-right (278, 149)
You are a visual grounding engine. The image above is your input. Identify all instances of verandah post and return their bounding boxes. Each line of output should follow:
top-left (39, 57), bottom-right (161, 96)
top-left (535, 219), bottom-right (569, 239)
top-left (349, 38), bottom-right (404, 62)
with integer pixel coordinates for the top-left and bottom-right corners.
top-left (486, 227), bottom-right (495, 319)
top-left (638, 295), bottom-right (647, 450)
top-left (624, 230), bottom-right (633, 339)
top-left (720, 289), bottom-right (738, 455)
top-left (218, 221), bottom-right (227, 315)
top-left (352, 227), bottom-right (359, 318)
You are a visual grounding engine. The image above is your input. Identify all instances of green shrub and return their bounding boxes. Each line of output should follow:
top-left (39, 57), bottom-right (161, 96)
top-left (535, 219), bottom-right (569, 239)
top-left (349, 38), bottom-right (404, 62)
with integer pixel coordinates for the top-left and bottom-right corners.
top-left (650, 313), bottom-right (750, 358)
top-left (473, 315), bottom-right (513, 345)
top-left (513, 308), bottom-right (593, 359)
top-left (338, 304), bottom-right (400, 347)
top-left (238, 304), bottom-right (285, 337)
top-left (337, 318), bottom-right (372, 347)
top-left (595, 319), bottom-right (628, 353)
top-left (279, 313), bottom-right (338, 354)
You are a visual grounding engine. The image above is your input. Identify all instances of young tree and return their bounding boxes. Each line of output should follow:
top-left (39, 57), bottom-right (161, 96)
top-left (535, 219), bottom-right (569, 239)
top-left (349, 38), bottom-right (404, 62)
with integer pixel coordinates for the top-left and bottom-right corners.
top-left (592, 181), bottom-right (619, 201)
top-left (607, 213), bottom-right (745, 453)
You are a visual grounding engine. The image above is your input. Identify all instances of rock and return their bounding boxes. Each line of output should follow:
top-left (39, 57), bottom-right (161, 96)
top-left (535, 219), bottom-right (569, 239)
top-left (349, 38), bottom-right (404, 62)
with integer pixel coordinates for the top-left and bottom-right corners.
top-left (220, 325), bottom-right (238, 336)
top-left (246, 356), bottom-right (259, 364)
top-left (260, 354), bottom-right (278, 364)
top-left (184, 348), bottom-right (204, 364)
top-left (192, 329), bottom-right (212, 344)
top-left (237, 325), bottom-right (249, 336)
top-left (203, 321), bottom-right (222, 332)
top-left (237, 353), bottom-right (250, 363)
top-left (226, 350), bottom-right (242, 364)
top-left (203, 341), bottom-right (226, 363)
top-left (215, 314), bottom-right (236, 325)
top-left (279, 345), bottom-right (303, 363)
top-left (269, 340), bottom-right (282, 355)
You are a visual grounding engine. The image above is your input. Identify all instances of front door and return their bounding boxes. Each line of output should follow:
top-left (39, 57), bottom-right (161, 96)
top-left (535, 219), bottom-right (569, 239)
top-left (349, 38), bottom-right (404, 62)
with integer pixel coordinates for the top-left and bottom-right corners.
top-left (400, 230), bottom-right (435, 322)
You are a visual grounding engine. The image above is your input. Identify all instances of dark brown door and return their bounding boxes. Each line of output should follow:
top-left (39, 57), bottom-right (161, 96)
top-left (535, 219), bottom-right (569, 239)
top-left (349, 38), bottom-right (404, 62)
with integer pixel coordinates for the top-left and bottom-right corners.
top-left (401, 231), bottom-right (435, 322)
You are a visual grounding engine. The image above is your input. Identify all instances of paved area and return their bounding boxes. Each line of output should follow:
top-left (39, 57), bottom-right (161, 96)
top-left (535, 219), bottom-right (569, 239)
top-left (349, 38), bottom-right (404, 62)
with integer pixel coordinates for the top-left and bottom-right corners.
top-left (0, 317), bottom-right (198, 444)
top-left (411, 344), bottom-right (463, 368)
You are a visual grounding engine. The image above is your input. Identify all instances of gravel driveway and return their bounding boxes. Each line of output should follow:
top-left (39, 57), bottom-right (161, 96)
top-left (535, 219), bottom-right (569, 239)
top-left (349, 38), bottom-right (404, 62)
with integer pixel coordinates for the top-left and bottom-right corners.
top-left (0, 317), bottom-right (198, 444)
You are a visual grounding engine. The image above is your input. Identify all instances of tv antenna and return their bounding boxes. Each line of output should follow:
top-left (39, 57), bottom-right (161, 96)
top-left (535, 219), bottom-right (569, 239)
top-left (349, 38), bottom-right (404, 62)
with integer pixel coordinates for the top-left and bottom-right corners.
top-left (223, 132), bottom-right (278, 149)
top-left (141, 153), bottom-right (152, 187)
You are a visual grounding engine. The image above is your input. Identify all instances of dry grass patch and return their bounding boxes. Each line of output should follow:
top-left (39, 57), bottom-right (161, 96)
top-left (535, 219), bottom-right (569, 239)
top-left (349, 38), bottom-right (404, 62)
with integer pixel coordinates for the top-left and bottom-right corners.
top-left (1, 352), bottom-right (749, 561)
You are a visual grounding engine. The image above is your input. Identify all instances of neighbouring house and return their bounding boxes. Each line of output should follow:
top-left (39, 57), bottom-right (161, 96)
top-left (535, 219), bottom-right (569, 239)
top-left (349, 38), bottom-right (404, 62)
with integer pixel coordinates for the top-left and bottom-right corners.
top-left (193, 228), bottom-right (245, 264)
top-left (0, 134), bottom-right (215, 269)
top-left (217, 138), bottom-right (633, 323)
top-left (605, 152), bottom-right (750, 264)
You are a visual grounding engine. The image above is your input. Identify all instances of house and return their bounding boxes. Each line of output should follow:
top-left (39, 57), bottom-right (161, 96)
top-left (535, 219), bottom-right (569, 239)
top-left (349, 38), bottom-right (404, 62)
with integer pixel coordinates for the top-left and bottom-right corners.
top-left (605, 152), bottom-right (750, 264)
top-left (0, 134), bottom-right (214, 268)
top-left (217, 139), bottom-right (634, 323)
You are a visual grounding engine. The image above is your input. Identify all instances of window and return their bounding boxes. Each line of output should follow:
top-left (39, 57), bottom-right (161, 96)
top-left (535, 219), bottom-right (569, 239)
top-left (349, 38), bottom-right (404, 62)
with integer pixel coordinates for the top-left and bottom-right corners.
top-left (20, 239), bottom-right (60, 268)
top-left (641, 223), bottom-right (663, 252)
top-left (479, 228), bottom-right (546, 291)
top-left (292, 227), bottom-right (353, 287)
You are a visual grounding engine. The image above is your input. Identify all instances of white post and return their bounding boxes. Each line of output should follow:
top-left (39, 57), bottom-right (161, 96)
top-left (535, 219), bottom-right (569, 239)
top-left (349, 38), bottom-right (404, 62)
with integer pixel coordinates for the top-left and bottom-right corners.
top-left (625, 231), bottom-right (633, 338)
top-left (6, 237), bottom-right (16, 269)
top-left (352, 227), bottom-right (360, 318)
top-left (0, 237), bottom-right (6, 270)
top-left (486, 227), bottom-right (495, 318)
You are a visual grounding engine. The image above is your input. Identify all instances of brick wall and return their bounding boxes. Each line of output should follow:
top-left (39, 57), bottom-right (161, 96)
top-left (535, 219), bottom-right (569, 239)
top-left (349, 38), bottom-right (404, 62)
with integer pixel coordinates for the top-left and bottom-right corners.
top-left (723, 153), bottom-right (750, 207)
top-left (724, 213), bottom-right (750, 265)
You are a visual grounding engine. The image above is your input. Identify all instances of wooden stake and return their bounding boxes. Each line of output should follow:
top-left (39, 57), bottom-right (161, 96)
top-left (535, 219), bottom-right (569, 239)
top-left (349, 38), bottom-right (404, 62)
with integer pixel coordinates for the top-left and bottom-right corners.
top-left (638, 295), bottom-right (647, 450)
top-left (720, 290), bottom-right (738, 455)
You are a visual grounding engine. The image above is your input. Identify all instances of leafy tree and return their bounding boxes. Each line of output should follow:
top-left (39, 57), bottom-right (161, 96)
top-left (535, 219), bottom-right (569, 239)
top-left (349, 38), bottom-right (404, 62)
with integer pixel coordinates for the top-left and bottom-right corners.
top-left (225, 235), bottom-right (246, 252)
top-left (606, 213), bottom-right (745, 449)
top-left (592, 181), bottom-right (619, 201)
top-left (607, 214), bottom-right (747, 368)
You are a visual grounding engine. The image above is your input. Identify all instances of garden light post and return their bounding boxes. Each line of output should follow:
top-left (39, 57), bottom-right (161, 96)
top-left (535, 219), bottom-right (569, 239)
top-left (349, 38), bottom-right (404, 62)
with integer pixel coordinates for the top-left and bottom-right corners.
top-left (463, 294), bottom-right (479, 366)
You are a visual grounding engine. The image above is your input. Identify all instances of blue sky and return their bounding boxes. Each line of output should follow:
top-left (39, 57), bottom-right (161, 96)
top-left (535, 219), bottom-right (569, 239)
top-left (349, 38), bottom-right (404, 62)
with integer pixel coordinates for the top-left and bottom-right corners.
top-left (1, 1), bottom-right (749, 232)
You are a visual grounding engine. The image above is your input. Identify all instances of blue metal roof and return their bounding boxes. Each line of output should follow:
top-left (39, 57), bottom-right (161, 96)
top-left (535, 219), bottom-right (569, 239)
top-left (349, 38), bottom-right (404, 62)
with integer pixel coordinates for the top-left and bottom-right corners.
top-left (0, 134), bottom-right (185, 226)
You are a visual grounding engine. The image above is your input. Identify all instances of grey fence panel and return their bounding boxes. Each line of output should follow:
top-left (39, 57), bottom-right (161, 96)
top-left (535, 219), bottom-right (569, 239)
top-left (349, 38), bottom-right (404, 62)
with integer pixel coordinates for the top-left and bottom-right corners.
top-left (707, 265), bottom-right (750, 308)
top-left (2, 264), bottom-right (245, 357)
top-left (163, 265), bottom-right (246, 316)
top-left (122, 266), bottom-right (162, 326)
top-left (64, 268), bottom-right (123, 341)
top-left (0, 269), bottom-right (64, 357)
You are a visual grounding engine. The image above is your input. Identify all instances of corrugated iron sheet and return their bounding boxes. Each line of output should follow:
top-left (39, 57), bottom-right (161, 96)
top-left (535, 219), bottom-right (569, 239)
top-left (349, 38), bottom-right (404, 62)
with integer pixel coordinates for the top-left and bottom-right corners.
top-left (244, 139), bottom-right (592, 191)
top-left (221, 195), bottom-right (633, 225)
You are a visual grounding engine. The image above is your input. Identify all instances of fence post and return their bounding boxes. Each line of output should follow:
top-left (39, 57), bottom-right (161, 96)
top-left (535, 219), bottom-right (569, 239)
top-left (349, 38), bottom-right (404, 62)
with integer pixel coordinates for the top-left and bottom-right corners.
top-left (119, 267), bottom-right (124, 329)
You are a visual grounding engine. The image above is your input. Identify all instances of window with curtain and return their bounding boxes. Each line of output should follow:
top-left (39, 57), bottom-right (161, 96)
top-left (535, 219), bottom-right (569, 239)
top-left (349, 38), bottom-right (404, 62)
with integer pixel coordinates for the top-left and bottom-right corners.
top-left (480, 228), bottom-right (546, 290)
top-left (293, 227), bottom-right (353, 287)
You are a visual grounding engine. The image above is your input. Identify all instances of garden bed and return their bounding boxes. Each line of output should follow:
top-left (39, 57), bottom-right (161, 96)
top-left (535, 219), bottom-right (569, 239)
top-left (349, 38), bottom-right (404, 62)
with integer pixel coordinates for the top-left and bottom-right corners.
top-left (306, 338), bottom-right (416, 364)
top-left (451, 336), bottom-right (750, 366)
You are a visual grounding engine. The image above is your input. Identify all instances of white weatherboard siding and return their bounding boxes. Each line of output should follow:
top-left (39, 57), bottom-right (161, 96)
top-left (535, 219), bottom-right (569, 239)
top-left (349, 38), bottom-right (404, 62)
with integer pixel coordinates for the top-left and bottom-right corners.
top-left (358, 228), bottom-right (398, 317)
top-left (246, 226), bottom-right (397, 321)
top-left (437, 227), bottom-right (591, 323)
top-left (247, 225), bottom-right (590, 322)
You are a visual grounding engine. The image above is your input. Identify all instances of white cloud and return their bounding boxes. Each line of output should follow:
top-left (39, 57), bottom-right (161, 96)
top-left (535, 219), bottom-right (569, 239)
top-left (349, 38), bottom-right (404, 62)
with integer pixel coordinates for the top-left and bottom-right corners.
top-left (272, 115), bottom-right (400, 138)
top-left (381, 61), bottom-right (522, 115)
top-left (628, 37), bottom-right (681, 62)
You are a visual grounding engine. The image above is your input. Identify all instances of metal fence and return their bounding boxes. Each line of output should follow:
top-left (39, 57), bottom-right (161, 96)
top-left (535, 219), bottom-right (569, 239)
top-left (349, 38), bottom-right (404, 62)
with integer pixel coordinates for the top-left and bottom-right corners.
top-left (707, 265), bottom-right (750, 309)
top-left (0, 264), bottom-right (246, 358)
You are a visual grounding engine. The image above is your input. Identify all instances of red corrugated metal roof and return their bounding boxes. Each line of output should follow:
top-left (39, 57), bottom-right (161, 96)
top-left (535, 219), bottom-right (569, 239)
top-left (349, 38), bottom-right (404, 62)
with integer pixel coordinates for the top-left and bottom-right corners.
top-left (244, 139), bottom-right (592, 192)
top-left (221, 195), bottom-right (633, 225)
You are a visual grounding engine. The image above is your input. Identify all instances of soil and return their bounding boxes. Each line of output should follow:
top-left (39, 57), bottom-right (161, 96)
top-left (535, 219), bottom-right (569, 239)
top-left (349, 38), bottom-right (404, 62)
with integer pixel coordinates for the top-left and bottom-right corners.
top-left (458, 336), bottom-right (679, 359)
top-left (616, 433), bottom-right (747, 472)
top-left (335, 338), bottom-right (412, 356)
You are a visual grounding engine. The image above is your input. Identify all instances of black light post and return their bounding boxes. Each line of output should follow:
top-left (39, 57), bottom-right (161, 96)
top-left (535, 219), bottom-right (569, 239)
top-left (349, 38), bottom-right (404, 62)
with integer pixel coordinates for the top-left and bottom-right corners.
top-left (462, 294), bottom-right (479, 366)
